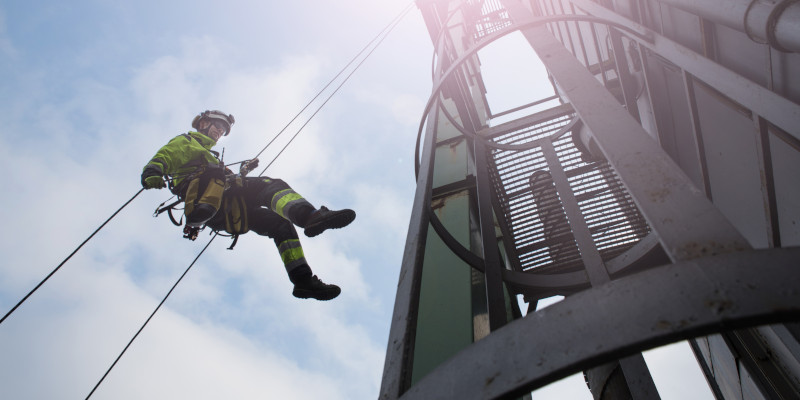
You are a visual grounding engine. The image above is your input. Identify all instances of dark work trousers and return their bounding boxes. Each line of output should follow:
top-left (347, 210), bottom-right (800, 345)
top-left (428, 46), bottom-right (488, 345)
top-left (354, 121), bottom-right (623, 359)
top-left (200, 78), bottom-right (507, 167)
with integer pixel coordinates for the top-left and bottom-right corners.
top-left (206, 176), bottom-right (315, 282)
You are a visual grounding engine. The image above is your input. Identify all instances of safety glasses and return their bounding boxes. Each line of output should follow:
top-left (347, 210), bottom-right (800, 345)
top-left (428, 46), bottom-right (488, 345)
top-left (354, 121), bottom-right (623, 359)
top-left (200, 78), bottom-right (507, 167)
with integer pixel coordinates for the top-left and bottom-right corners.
top-left (209, 120), bottom-right (230, 134)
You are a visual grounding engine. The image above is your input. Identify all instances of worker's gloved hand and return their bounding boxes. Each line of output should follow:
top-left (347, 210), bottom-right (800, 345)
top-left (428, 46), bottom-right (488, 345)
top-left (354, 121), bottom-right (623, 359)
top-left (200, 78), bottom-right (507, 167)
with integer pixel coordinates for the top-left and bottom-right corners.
top-left (240, 158), bottom-right (259, 176)
top-left (143, 175), bottom-right (166, 189)
top-left (141, 165), bottom-right (166, 189)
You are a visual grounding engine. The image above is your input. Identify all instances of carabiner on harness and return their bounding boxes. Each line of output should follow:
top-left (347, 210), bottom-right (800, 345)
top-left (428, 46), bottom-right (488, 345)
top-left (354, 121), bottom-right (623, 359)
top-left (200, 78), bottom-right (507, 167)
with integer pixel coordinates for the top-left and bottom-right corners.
top-left (154, 198), bottom-right (184, 227)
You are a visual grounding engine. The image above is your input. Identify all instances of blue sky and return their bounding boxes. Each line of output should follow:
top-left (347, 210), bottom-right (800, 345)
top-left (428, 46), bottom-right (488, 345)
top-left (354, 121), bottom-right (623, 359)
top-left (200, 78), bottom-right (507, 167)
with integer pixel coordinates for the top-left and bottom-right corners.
top-left (0, 1), bottom-right (712, 399)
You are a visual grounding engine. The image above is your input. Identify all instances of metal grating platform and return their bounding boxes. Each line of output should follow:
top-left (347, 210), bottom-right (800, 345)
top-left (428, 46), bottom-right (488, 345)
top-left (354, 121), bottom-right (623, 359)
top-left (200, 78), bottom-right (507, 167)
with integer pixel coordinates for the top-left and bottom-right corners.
top-left (468, 0), bottom-right (512, 40)
top-left (488, 110), bottom-right (650, 274)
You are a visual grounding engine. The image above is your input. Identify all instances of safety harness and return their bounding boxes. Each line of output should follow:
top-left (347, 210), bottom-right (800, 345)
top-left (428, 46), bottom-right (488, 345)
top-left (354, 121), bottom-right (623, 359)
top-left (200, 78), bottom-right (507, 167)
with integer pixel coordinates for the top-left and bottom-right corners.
top-left (153, 152), bottom-right (259, 250)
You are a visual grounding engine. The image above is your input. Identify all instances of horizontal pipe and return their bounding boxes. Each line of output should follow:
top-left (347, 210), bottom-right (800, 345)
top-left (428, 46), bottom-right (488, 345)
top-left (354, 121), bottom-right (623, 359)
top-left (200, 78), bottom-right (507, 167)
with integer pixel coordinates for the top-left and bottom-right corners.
top-left (658, 0), bottom-right (800, 52)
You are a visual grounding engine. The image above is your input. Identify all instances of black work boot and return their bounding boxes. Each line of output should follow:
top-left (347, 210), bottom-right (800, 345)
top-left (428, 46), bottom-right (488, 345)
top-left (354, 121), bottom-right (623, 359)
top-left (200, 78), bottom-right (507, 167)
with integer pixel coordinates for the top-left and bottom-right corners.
top-left (292, 275), bottom-right (341, 301)
top-left (303, 206), bottom-right (356, 237)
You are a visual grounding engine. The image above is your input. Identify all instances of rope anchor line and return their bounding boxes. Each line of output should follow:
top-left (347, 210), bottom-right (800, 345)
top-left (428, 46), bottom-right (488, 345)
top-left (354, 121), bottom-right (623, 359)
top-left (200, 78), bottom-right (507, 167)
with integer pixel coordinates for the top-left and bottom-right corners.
top-left (0, 188), bottom-right (145, 326)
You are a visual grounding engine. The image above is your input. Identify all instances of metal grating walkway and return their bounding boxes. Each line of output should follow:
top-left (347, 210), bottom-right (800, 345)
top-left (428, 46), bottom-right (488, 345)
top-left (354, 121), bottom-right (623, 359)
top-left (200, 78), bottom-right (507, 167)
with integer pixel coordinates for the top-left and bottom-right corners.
top-left (487, 109), bottom-right (650, 274)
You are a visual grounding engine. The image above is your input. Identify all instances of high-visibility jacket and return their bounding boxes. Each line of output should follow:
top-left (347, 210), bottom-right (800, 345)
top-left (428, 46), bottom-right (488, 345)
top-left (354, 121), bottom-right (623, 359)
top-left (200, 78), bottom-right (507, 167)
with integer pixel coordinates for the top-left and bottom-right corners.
top-left (142, 131), bottom-right (221, 190)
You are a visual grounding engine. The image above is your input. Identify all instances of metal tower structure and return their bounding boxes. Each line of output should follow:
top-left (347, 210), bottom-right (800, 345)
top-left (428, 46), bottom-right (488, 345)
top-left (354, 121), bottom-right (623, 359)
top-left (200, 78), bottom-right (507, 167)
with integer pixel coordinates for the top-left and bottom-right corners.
top-left (380, 0), bottom-right (800, 399)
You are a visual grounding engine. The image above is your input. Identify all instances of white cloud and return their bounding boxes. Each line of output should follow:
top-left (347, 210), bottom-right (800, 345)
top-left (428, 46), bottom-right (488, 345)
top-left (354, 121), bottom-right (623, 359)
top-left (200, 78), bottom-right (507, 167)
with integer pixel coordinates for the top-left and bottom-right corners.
top-left (390, 93), bottom-right (427, 126)
top-left (351, 84), bottom-right (427, 128)
top-left (294, 305), bottom-right (385, 398)
top-left (0, 258), bottom-right (348, 400)
top-left (350, 182), bottom-right (411, 243)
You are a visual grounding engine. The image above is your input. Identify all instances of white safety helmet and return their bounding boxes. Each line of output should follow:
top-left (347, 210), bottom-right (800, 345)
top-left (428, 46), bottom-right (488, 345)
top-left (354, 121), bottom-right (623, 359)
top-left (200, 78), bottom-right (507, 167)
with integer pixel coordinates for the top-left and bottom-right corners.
top-left (191, 110), bottom-right (235, 136)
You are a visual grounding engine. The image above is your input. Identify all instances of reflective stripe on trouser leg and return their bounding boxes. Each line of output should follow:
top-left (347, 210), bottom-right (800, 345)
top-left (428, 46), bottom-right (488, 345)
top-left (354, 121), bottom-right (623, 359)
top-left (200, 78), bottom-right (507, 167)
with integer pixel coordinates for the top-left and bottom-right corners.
top-left (271, 189), bottom-right (312, 221)
top-left (278, 239), bottom-right (307, 273)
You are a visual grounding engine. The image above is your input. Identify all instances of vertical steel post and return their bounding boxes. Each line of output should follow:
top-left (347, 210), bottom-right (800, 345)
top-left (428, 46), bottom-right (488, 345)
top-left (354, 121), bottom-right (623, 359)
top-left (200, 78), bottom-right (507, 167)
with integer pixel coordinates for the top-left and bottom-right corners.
top-left (379, 100), bottom-right (440, 400)
top-left (474, 138), bottom-right (509, 331)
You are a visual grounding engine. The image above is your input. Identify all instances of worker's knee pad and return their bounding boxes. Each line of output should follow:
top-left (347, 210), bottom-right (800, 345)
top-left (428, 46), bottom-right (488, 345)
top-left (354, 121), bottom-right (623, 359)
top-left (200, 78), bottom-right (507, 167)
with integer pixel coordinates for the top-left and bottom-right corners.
top-left (186, 203), bottom-right (217, 226)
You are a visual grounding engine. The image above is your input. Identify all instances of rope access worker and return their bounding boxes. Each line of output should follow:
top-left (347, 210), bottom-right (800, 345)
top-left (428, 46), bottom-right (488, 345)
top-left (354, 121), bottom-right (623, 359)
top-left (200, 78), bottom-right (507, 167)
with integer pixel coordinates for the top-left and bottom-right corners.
top-left (140, 110), bottom-right (356, 301)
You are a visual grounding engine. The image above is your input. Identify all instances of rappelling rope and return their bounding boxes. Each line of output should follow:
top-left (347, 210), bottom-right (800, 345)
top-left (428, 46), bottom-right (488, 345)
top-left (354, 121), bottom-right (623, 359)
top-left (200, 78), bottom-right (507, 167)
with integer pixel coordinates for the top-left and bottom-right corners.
top-left (252, 1), bottom-right (415, 175)
top-left (83, 3), bottom-right (416, 398)
top-left (2, 2), bottom-right (413, 331)
top-left (0, 188), bottom-right (145, 326)
top-left (84, 234), bottom-right (216, 400)
top-left (258, 1), bottom-right (413, 176)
